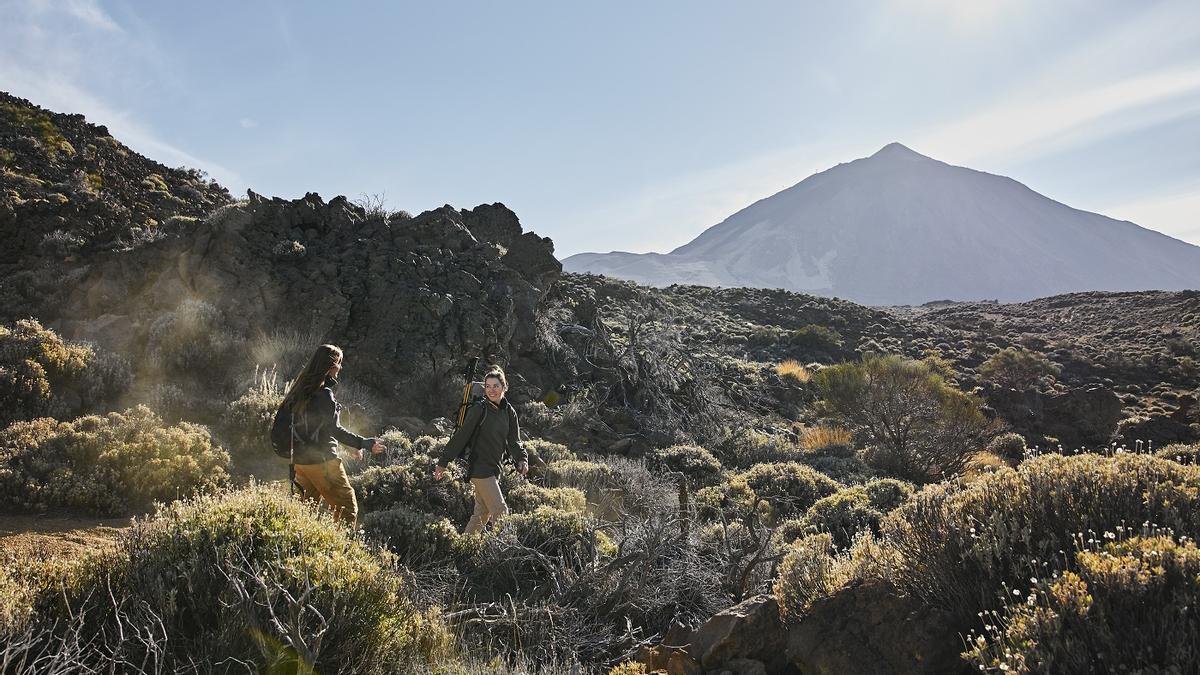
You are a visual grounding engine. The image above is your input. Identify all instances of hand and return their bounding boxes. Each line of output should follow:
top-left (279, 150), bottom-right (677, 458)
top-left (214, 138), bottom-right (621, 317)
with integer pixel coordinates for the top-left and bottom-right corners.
top-left (371, 440), bottom-right (385, 455)
top-left (433, 464), bottom-right (445, 480)
top-left (518, 461), bottom-right (529, 477)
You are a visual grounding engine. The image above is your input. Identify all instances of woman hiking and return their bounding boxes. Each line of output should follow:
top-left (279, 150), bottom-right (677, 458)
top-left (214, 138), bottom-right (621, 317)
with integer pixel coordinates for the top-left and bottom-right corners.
top-left (435, 365), bottom-right (529, 534)
top-left (280, 344), bottom-right (383, 526)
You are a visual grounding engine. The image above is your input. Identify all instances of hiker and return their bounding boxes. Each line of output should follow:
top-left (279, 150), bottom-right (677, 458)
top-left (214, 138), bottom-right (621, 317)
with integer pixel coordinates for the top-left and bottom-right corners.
top-left (434, 365), bottom-right (529, 534)
top-left (279, 344), bottom-right (383, 526)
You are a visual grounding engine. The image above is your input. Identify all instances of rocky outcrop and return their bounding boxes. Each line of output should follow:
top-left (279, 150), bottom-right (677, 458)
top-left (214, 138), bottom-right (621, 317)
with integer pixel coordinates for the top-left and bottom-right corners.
top-left (641, 584), bottom-right (963, 674)
top-left (30, 191), bottom-right (559, 420)
top-left (786, 580), bottom-right (964, 674)
top-left (0, 91), bottom-right (231, 263)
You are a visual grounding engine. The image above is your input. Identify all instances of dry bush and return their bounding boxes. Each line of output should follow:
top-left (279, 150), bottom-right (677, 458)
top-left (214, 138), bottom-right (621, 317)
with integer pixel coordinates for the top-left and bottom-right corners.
top-left (775, 360), bottom-right (811, 384)
top-left (799, 425), bottom-right (853, 454)
top-left (0, 405), bottom-right (230, 514)
top-left (978, 346), bottom-right (1060, 391)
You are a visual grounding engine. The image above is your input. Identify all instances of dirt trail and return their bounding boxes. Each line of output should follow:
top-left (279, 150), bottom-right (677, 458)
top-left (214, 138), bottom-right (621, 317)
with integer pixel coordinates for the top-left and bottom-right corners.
top-left (0, 513), bottom-right (129, 561)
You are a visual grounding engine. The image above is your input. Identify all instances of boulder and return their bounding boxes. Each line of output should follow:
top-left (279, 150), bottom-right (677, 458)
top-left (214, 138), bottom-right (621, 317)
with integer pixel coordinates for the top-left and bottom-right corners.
top-left (684, 595), bottom-right (793, 674)
top-left (786, 580), bottom-right (964, 674)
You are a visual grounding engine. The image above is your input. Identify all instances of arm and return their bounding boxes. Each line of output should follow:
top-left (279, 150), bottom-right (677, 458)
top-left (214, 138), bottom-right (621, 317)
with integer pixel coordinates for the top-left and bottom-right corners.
top-left (438, 402), bottom-right (484, 468)
top-left (507, 406), bottom-right (529, 474)
top-left (319, 389), bottom-right (373, 450)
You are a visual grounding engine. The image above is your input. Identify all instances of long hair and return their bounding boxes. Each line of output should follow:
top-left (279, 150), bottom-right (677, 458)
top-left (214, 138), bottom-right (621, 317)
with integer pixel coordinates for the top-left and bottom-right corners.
top-left (281, 344), bottom-right (342, 414)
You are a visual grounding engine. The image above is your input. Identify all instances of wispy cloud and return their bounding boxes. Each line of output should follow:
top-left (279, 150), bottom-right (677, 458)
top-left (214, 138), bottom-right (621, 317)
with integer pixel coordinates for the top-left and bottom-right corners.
top-left (888, 0), bottom-right (1028, 33)
top-left (0, 0), bottom-right (243, 190)
top-left (239, 118), bottom-right (259, 129)
top-left (913, 66), bottom-right (1200, 167)
top-left (1102, 183), bottom-right (1200, 246)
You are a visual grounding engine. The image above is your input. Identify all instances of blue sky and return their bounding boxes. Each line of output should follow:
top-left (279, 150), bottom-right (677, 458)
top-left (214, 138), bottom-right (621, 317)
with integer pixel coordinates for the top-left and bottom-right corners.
top-left (3, 0), bottom-right (1199, 256)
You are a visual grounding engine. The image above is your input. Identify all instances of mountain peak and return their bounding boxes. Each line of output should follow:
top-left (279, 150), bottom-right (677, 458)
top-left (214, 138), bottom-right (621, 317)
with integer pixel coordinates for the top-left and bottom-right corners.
top-left (870, 142), bottom-right (929, 161)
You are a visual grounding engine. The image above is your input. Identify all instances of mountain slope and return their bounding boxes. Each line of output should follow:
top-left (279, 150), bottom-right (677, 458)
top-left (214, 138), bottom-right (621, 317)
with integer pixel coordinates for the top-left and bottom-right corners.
top-left (564, 143), bottom-right (1200, 305)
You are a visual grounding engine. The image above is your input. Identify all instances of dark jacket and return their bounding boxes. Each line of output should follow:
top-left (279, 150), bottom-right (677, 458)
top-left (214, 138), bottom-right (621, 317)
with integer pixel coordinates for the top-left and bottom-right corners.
top-left (438, 398), bottom-right (528, 479)
top-left (292, 386), bottom-right (375, 465)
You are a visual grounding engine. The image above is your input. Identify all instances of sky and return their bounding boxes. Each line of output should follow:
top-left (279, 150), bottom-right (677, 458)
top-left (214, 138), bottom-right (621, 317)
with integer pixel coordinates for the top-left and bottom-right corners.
top-left (2, 0), bottom-right (1199, 257)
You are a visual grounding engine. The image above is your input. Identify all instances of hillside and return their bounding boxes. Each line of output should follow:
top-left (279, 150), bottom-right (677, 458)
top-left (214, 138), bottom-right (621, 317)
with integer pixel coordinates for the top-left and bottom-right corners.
top-left (0, 92), bottom-right (231, 265)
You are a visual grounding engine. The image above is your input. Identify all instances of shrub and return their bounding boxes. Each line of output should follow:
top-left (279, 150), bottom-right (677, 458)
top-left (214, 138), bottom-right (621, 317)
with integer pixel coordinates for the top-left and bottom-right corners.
top-left (0, 406), bottom-right (230, 514)
top-left (799, 425), bottom-right (853, 456)
top-left (966, 535), bottom-right (1200, 672)
top-left (788, 324), bottom-right (843, 353)
top-left (361, 504), bottom-right (461, 567)
top-left (861, 478), bottom-right (914, 512)
top-left (773, 533), bottom-right (840, 622)
top-left (646, 444), bottom-right (723, 487)
top-left (719, 428), bottom-right (804, 468)
top-left (985, 431), bottom-right (1027, 462)
top-left (20, 485), bottom-right (451, 672)
top-left (545, 459), bottom-right (618, 500)
top-left (801, 454), bottom-right (875, 484)
top-left (814, 354), bottom-right (997, 482)
top-left (350, 461), bottom-right (472, 523)
top-left (741, 461), bottom-right (841, 521)
top-left (877, 453), bottom-right (1200, 628)
top-left (505, 480), bottom-right (587, 514)
top-left (0, 319), bottom-right (92, 426)
top-left (146, 299), bottom-right (244, 392)
top-left (524, 437), bottom-right (576, 478)
top-left (696, 477), bottom-right (763, 522)
top-left (799, 487), bottom-right (883, 548)
top-left (978, 346), bottom-right (1060, 390)
top-left (1156, 442), bottom-right (1200, 465)
top-left (775, 360), bottom-right (811, 383)
top-left (219, 366), bottom-right (282, 456)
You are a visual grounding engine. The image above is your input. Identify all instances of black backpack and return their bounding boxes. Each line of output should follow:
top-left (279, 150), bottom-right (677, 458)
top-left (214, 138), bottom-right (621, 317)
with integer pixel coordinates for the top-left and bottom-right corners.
top-left (270, 404), bottom-right (318, 459)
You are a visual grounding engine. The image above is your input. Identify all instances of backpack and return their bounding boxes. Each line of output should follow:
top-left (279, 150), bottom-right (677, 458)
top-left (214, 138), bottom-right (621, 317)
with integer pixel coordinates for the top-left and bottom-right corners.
top-left (270, 404), bottom-right (318, 459)
top-left (270, 406), bottom-right (297, 459)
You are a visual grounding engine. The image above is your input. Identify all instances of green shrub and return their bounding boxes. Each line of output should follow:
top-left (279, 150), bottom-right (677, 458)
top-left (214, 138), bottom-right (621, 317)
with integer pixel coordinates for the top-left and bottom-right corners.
top-left (773, 533), bottom-right (840, 622)
top-left (219, 366), bottom-right (282, 456)
top-left (966, 535), bottom-right (1200, 671)
top-left (718, 428), bottom-right (804, 469)
top-left (799, 487), bottom-right (882, 549)
top-left (788, 324), bottom-right (843, 353)
top-left (878, 453), bottom-right (1200, 628)
top-left (0, 319), bottom-right (92, 426)
top-left (350, 460), bottom-right (472, 523)
top-left (361, 504), bottom-right (461, 566)
top-left (695, 477), bottom-right (763, 522)
top-left (861, 477), bottom-right (914, 512)
top-left (0, 406), bottom-right (230, 514)
top-left (23, 485), bottom-right (451, 672)
top-left (978, 346), bottom-right (1059, 390)
top-left (506, 480), bottom-right (587, 514)
top-left (1156, 442), bottom-right (1200, 465)
top-left (814, 354), bottom-right (997, 482)
top-left (801, 454), bottom-right (874, 484)
top-left (525, 438), bottom-right (575, 464)
top-left (545, 459), bottom-right (621, 507)
top-left (646, 444), bottom-right (723, 487)
top-left (985, 431), bottom-right (1027, 462)
top-left (742, 461), bottom-right (841, 521)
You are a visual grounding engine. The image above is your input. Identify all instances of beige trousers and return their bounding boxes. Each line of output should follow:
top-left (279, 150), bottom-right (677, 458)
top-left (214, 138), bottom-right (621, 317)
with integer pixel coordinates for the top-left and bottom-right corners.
top-left (293, 459), bottom-right (359, 526)
top-left (464, 476), bottom-right (509, 534)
